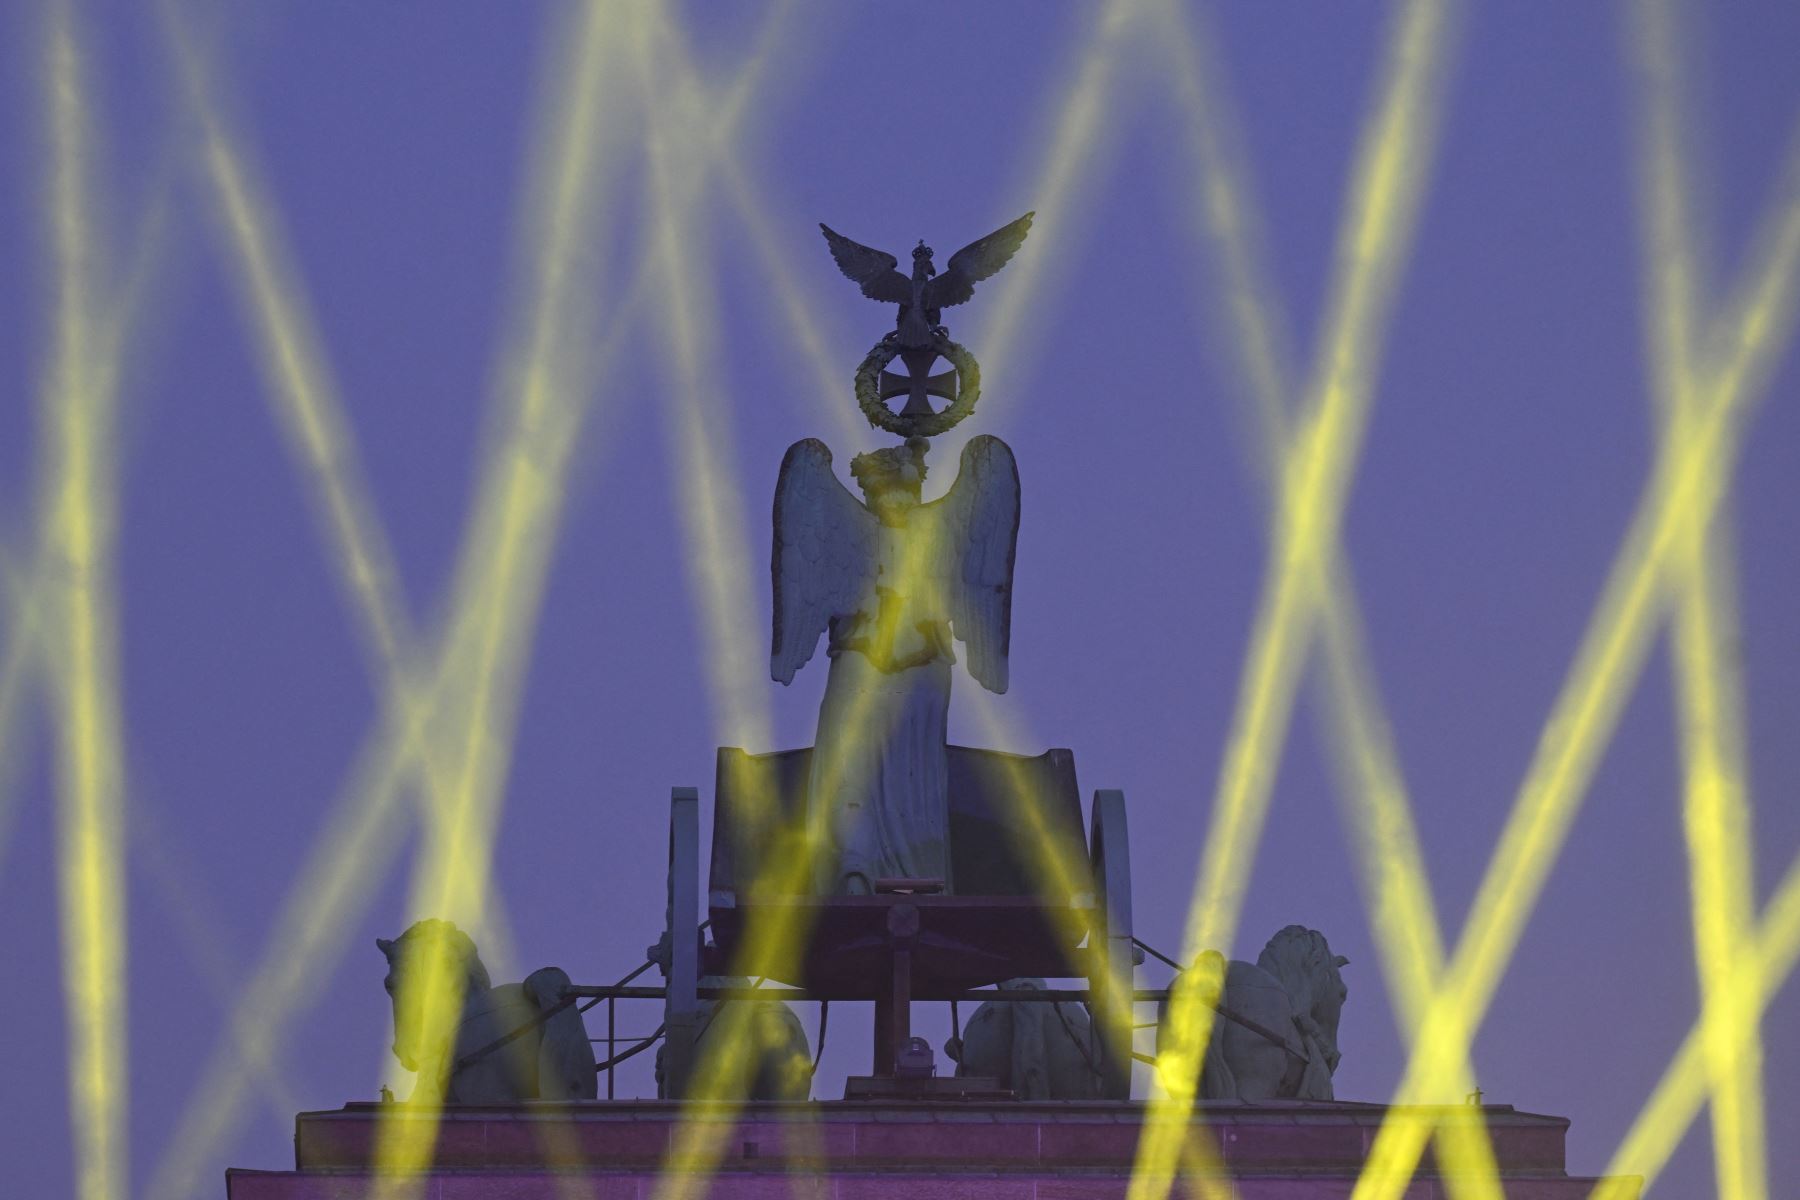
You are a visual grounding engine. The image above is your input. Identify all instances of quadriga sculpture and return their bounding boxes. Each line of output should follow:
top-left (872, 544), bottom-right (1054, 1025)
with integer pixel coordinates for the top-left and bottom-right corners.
top-left (947, 978), bottom-right (1101, 1100)
top-left (1156, 926), bottom-right (1348, 1102)
top-left (377, 919), bottom-right (597, 1103)
top-left (655, 977), bottom-right (812, 1101)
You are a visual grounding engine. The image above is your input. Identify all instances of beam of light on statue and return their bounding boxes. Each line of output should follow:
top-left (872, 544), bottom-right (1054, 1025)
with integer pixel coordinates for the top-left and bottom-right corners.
top-left (1134, 3), bottom-right (1464, 1197)
top-left (39, 10), bottom-right (132, 1200)
top-left (1628, 4), bottom-right (1768, 1196)
top-left (624, 21), bottom-right (1053, 1196)
top-left (1347, 139), bottom-right (1800, 1200)
top-left (620, 24), bottom-right (835, 1176)
top-left (649, 530), bottom-right (943, 1200)
top-left (1594, 845), bottom-right (1800, 1199)
top-left (958, 689), bottom-right (1235, 1198)
top-left (652, 500), bottom-right (1002, 1200)
top-left (1152, 7), bottom-right (1506, 1195)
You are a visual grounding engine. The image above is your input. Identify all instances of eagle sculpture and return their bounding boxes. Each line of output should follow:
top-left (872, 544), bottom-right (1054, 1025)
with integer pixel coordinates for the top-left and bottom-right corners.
top-left (819, 212), bottom-right (1035, 349)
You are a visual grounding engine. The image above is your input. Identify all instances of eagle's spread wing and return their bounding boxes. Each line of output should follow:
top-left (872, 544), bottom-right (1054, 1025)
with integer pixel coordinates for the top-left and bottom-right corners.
top-left (924, 212), bottom-right (1035, 311)
top-left (923, 435), bottom-right (1021, 693)
top-left (819, 224), bottom-right (912, 304)
top-left (771, 439), bottom-right (880, 684)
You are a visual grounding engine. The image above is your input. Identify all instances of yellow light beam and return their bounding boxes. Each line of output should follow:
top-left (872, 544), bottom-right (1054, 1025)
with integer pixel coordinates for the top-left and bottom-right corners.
top-left (1137, 4), bottom-right (1462, 1197)
top-left (154, 0), bottom-right (549, 1154)
top-left (372, 1), bottom-right (636, 1186)
top-left (650, 513), bottom-right (959, 1200)
top-left (152, 0), bottom-right (793, 1182)
top-left (661, 0), bottom-right (1161, 1089)
top-left (1629, 3), bottom-right (1767, 1196)
top-left (3, 84), bottom-right (174, 887)
top-left (629, 0), bottom-right (783, 755)
top-left (40, 8), bottom-right (132, 1199)
top-left (1151, 7), bottom-right (1502, 1194)
top-left (715, 157), bottom-right (872, 453)
top-left (961, 688), bottom-right (1235, 1200)
top-left (617, 9), bottom-right (913, 1198)
top-left (147, 0), bottom-right (630, 1189)
top-left (1595, 844), bottom-right (1800, 1198)
top-left (162, 4), bottom-right (516, 957)
top-left (627, 6), bottom-right (1128, 1188)
top-left (1348, 138), bottom-right (1800, 1200)
top-left (973, 0), bottom-right (1154, 399)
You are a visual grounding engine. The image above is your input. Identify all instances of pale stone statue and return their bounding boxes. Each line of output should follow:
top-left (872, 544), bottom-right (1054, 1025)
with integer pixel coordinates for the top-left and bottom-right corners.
top-left (377, 919), bottom-right (596, 1103)
top-left (947, 978), bottom-right (1101, 1099)
top-left (1155, 926), bottom-right (1348, 1102)
top-left (771, 434), bottom-right (1019, 894)
top-left (655, 977), bottom-right (812, 1101)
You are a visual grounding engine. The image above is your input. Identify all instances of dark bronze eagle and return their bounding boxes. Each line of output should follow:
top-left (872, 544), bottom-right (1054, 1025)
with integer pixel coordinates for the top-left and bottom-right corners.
top-left (819, 212), bottom-right (1034, 349)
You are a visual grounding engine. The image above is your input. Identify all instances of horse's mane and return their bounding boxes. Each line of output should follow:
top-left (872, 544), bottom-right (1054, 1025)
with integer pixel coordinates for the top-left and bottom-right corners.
top-left (395, 918), bottom-right (492, 993)
top-left (1255, 925), bottom-right (1332, 1011)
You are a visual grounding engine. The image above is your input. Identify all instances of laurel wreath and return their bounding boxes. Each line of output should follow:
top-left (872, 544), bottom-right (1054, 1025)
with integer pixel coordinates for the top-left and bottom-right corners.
top-left (854, 333), bottom-right (981, 438)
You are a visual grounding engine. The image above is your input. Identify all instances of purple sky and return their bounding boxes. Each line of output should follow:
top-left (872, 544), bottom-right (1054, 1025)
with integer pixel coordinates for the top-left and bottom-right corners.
top-left (2, 2), bottom-right (1798, 1197)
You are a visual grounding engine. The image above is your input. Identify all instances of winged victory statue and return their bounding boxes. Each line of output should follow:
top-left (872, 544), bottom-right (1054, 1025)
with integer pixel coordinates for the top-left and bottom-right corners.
top-left (771, 434), bottom-right (1019, 896)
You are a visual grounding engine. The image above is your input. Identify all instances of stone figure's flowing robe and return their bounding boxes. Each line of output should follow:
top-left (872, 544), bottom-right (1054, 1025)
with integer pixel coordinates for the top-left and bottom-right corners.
top-left (808, 575), bottom-right (955, 892)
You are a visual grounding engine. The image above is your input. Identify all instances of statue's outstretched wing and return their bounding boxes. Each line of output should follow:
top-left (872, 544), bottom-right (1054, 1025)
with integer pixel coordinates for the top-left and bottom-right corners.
top-left (819, 224), bottom-right (912, 304)
top-left (924, 212), bottom-right (1035, 311)
top-left (772, 439), bottom-right (879, 684)
top-left (924, 435), bottom-right (1021, 693)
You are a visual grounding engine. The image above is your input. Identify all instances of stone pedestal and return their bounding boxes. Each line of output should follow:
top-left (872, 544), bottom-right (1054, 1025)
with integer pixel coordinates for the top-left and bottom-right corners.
top-left (225, 1100), bottom-right (1639, 1198)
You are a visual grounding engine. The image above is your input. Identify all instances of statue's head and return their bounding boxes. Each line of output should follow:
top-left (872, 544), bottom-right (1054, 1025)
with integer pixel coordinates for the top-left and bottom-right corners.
top-left (912, 240), bottom-right (936, 278)
top-left (1256, 926), bottom-right (1349, 1074)
top-left (376, 919), bottom-right (490, 1073)
top-left (850, 438), bottom-right (929, 525)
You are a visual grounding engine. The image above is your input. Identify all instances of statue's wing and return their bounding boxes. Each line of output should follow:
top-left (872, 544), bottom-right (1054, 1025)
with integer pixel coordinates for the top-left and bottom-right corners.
top-left (819, 224), bottom-right (912, 304)
top-left (924, 211), bottom-right (1035, 311)
top-left (923, 435), bottom-right (1021, 692)
top-left (771, 439), bottom-right (878, 684)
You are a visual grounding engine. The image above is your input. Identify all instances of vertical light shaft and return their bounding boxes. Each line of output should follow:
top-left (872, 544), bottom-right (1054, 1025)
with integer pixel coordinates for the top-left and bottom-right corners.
top-left (1630, 4), bottom-right (1767, 1196)
top-left (43, 11), bottom-right (130, 1200)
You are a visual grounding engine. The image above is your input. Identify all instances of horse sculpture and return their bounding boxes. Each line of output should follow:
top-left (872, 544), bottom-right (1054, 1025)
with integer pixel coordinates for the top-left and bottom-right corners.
top-left (1155, 925), bottom-right (1348, 1102)
top-left (947, 978), bottom-right (1101, 1099)
top-left (378, 919), bottom-right (597, 1103)
top-left (654, 976), bottom-right (812, 1101)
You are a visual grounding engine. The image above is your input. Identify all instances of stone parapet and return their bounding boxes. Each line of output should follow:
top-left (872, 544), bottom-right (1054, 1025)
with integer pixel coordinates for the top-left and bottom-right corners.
top-left (225, 1100), bottom-right (1640, 1199)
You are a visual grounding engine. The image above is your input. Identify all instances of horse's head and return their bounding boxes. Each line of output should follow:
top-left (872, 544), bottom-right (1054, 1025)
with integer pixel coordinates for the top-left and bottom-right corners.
top-left (376, 919), bottom-right (491, 1073)
top-left (1256, 926), bottom-right (1349, 1075)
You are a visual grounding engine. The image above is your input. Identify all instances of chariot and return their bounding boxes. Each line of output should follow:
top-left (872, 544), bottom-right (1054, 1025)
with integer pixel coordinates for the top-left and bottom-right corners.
top-left (656, 743), bottom-right (1137, 1099)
